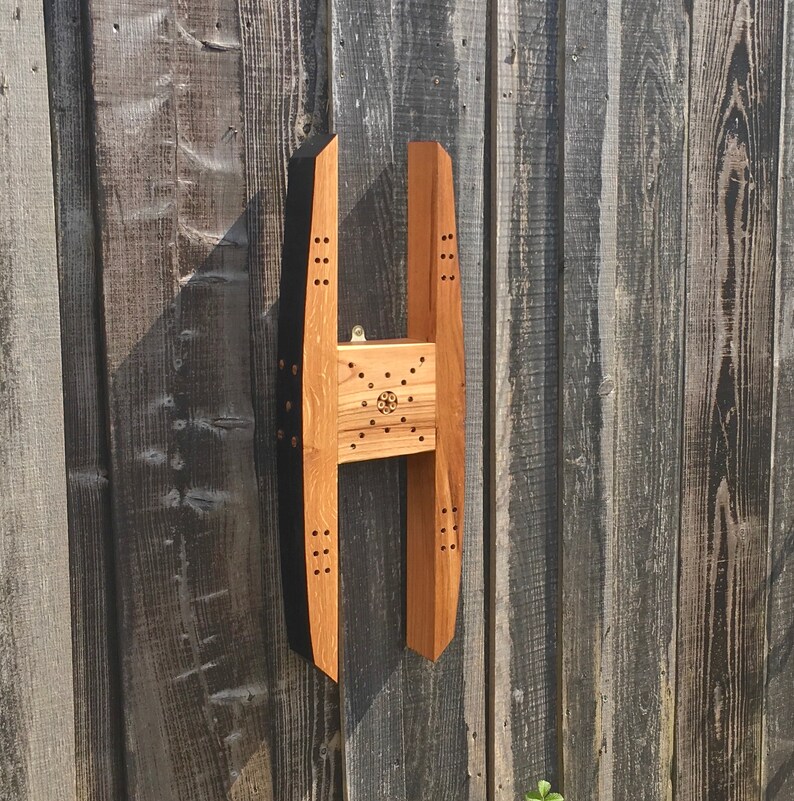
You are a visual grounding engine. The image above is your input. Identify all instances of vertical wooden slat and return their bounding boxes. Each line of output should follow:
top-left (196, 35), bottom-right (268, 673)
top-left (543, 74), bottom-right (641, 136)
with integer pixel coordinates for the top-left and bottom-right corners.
top-left (330, 2), bottom-right (407, 798)
top-left (764, 5), bottom-right (794, 799)
top-left (393, 3), bottom-right (487, 799)
top-left (238, 0), bottom-right (343, 798)
top-left (87, 0), bottom-right (279, 797)
top-left (561, 2), bottom-right (688, 801)
top-left (0, 3), bottom-right (75, 800)
top-left (332, 0), bottom-right (487, 797)
top-left (676, 0), bottom-right (784, 798)
top-left (43, 0), bottom-right (126, 798)
top-left (491, 0), bottom-right (560, 795)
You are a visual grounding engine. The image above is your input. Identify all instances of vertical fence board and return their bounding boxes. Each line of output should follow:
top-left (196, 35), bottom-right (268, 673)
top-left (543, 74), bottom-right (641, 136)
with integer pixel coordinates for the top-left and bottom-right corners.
top-left (239, 0), bottom-right (343, 798)
top-left (330, 2), bottom-right (407, 798)
top-left (43, 1), bottom-right (125, 798)
top-left (562, 3), bottom-right (688, 801)
top-left (764, 5), bottom-right (794, 799)
top-left (676, 0), bottom-right (784, 798)
top-left (88, 0), bottom-right (277, 797)
top-left (491, 0), bottom-right (560, 795)
top-left (0, 3), bottom-right (75, 800)
top-left (393, 1), bottom-right (487, 799)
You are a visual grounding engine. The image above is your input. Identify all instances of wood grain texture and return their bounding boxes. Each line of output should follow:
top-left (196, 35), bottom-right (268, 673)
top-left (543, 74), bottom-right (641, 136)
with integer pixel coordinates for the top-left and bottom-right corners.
top-left (238, 0), bottom-right (342, 796)
top-left (406, 143), bottom-right (465, 662)
top-left (338, 341), bottom-right (437, 463)
top-left (764, 7), bottom-right (794, 799)
top-left (561, 1), bottom-right (688, 801)
top-left (676, 0), bottom-right (784, 798)
top-left (491, 0), bottom-right (560, 794)
top-left (0, 3), bottom-right (76, 800)
top-left (392, 1), bottom-right (488, 798)
top-left (43, 0), bottom-right (125, 797)
top-left (301, 139), bottom-right (339, 681)
top-left (88, 0), bottom-right (279, 797)
top-left (331, 1), bottom-right (409, 798)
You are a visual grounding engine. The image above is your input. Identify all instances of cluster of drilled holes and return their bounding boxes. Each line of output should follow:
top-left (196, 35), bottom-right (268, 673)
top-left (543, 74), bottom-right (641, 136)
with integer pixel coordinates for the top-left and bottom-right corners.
top-left (440, 506), bottom-right (460, 552)
top-left (441, 233), bottom-right (457, 281)
top-left (312, 236), bottom-right (332, 286)
top-left (311, 529), bottom-right (333, 576)
top-left (278, 360), bottom-right (299, 375)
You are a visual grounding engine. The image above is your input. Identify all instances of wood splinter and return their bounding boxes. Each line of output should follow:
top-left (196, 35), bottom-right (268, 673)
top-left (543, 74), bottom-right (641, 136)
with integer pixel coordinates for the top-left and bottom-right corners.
top-left (276, 134), bottom-right (465, 681)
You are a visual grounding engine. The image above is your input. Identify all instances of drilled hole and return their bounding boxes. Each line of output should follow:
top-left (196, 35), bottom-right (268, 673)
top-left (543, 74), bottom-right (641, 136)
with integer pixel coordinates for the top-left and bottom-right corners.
top-left (400, 417), bottom-right (406, 423)
top-left (315, 257), bottom-right (321, 263)
top-left (285, 401), bottom-right (292, 411)
top-left (323, 257), bottom-right (329, 264)
top-left (358, 372), bottom-right (365, 378)
top-left (410, 367), bottom-right (416, 373)
top-left (420, 357), bottom-right (425, 363)
top-left (442, 275), bottom-right (447, 281)
top-left (452, 506), bottom-right (458, 512)
top-left (291, 436), bottom-right (298, 448)
top-left (348, 362), bottom-right (354, 368)
top-left (442, 508), bottom-right (448, 514)
top-left (312, 530), bottom-right (319, 536)
top-left (292, 364), bottom-right (298, 375)
top-left (314, 279), bottom-right (320, 285)
top-left (408, 396), bottom-right (413, 402)
top-left (361, 401), bottom-right (368, 407)
top-left (279, 359), bottom-right (285, 369)
top-left (314, 237), bottom-right (321, 243)
top-left (441, 527), bottom-right (446, 533)
top-left (449, 233), bottom-right (454, 239)
top-left (324, 530), bottom-right (330, 536)
top-left (442, 235), bottom-right (448, 241)
top-left (450, 544), bottom-right (456, 550)
top-left (385, 427), bottom-right (390, 433)
top-left (324, 549), bottom-right (329, 555)
top-left (350, 443), bottom-right (356, 449)
top-left (411, 427), bottom-right (416, 433)
top-left (359, 432), bottom-right (365, 438)
top-left (323, 279), bottom-right (329, 285)
top-left (450, 254), bottom-right (456, 260)
top-left (368, 382), bottom-right (374, 389)
top-left (418, 436), bottom-right (425, 442)
top-left (314, 569), bottom-right (320, 575)
top-left (450, 275), bottom-right (456, 281)
top-left (401, 379), bottom-right (407, 385)
top-left (385, 372), bottom-right (391, 378)
top-left (313, 550), bottom-right (319, 557)
top-left (369, 419), bottom-right (376, 426)
top-left (441, 254), bottom-right (447, 260)
top-left (453, 525), bottom-right (459, 531)
top-left (324, 567), bottom-right (331, 573)
top-left (324, 237), bottom-right (330, 244)
top-left (441, 545), bottom-right (447, 552)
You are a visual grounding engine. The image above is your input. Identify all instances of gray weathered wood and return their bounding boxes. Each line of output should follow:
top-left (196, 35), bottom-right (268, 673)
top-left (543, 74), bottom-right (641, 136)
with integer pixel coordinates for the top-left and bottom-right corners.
top-left (561, 2), bottom-right (688, 801)
top-left (676, 0), bottom-right (783, 798)
top-left (331, 0), bottom-right (487, 798)
top-left (764, 8), bottom-right (794, 800)
top-left (0, 3), bottom-right (76, 800)
top-left (393, 1), bottom-right (487, 798)
top-left (238, 0), bottom-right (343, 798)
top-left (43, 1), bottom-right (125, 798)
top-left (330, 3), bottom-right (406, 798)
top-left (87, 1), bottom-right (277, 797)
top-left (491, 0), bottom-right (560, 795)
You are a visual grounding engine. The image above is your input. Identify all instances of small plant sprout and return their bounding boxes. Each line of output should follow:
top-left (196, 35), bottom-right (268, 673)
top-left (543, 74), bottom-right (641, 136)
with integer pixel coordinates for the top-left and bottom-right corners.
top-left (525, 779), bottom-right (563, 801)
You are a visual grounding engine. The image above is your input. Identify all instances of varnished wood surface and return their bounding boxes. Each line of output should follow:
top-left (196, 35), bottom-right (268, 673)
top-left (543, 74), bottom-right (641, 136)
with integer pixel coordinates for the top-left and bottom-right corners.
top-left (301, 138), bottom-right (340, 681)
top-left (0, 3), bottom-right (75, 799)
top-left (406, 142), bottom-right (465, 662)
top-left (490, 0), bottom-right (560, 794)
top-left (338, 341), bottom-right (437, 463)
top-left (561, 2), bottom-right (689, 801)
top-left (43, 0), bottom-right (125, 797)
top-left (676, 1), bottom-right (783, 799)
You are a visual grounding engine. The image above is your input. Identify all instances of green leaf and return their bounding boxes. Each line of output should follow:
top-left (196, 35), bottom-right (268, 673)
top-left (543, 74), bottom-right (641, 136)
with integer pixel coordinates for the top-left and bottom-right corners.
top-left (547, 794), bottom-right (564, 801)
top-left (525, 793), bottom-right (543, 801)
top-left (538, 780), bottom-right (552, 798)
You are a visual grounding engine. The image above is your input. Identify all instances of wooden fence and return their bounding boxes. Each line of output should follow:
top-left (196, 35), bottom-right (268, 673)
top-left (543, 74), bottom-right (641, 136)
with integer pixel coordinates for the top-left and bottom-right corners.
top-left (1, 0), bottom-right (792, 799)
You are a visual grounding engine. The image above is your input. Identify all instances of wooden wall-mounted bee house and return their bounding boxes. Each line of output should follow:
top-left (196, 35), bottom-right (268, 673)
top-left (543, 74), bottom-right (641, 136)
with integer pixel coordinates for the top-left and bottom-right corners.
top-left (276, 134), bottom-right (465, 681)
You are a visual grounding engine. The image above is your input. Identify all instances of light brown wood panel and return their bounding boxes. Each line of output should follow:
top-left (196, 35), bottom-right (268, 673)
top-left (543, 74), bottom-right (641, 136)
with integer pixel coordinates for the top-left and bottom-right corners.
top-left (302, 137), bottom-right (340, 682)
top-left (338, 340), bottom-right (437, 463)
top-left (406, 142), bottom-right (465, 662)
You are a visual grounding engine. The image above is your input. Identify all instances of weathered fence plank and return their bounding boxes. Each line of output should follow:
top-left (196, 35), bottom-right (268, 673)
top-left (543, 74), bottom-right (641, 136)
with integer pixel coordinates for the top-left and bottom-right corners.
top-left (764, 8), bottom-right (794, 800)
top-left (561, 2), bottom-right (688, 801)
top-left (491, 0), bottom-right (560, 795)
top-left (87, 1), bottom-right (276, 797)
top-left (393, 1), bottom-right (487, 798)
top-left (330, 2), bottom-right (407, 798)
top-left (43, 1), bottom-right (125, 798)
top-left (239, 0), bottom-right (343, 798)
top-left (331, 0), bottom-right (487, 797)
top-left (676, 0), bottom-right (784, 798)
top-left (0, 3), bottom-right (75, 800)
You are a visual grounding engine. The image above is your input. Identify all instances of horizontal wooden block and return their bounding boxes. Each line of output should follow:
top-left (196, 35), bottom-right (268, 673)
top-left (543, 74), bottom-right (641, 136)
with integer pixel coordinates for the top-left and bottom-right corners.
top-left (337, 340), bottom-right (437, 464)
